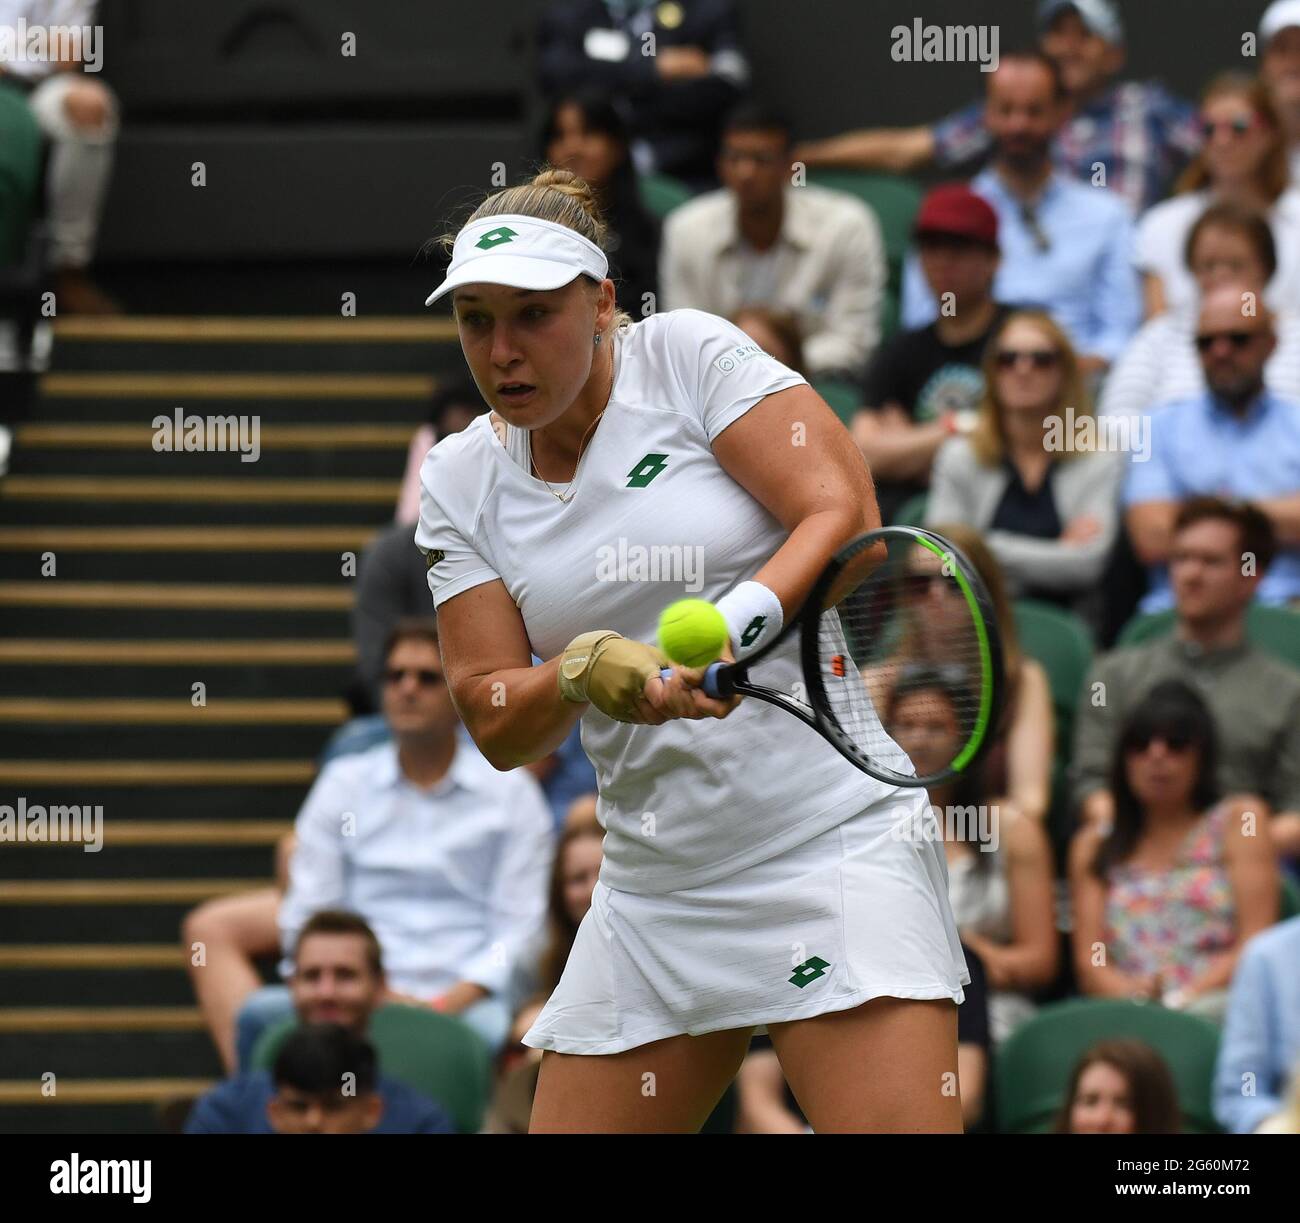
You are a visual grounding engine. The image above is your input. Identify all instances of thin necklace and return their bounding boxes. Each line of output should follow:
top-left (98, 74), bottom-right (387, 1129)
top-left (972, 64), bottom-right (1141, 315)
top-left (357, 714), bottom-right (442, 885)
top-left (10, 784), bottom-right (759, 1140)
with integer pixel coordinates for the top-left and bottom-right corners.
top-left (530, 339), bottom-right (617, 504)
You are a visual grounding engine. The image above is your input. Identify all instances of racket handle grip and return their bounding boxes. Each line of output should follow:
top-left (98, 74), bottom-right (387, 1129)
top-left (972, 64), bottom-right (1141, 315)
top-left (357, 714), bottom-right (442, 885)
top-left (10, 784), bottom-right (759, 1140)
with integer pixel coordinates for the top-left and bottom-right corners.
top-left (659, 663), bottom-right (727, 699)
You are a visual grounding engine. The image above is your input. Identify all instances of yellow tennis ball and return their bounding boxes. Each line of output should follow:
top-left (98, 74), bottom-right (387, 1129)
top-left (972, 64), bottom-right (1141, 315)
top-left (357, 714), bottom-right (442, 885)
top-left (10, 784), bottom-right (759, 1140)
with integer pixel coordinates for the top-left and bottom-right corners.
top-left (658, 599), bottom-right (728, 668)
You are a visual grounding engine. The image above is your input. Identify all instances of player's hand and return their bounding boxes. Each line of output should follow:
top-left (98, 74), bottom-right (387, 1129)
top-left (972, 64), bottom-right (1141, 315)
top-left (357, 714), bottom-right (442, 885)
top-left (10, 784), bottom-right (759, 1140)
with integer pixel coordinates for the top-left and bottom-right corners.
top-left (559, 631), bottom-right (674, 723)
top-left (644, 643), bottom-right (741, 722)
top-left (558, 630), bottom-right (738, 724)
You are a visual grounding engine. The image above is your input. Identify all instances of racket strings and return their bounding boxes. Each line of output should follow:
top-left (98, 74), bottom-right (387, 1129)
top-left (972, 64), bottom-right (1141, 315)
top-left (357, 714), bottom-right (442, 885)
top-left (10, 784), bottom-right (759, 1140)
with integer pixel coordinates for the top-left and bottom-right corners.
top-left (815, 539), bottom-right (990, 781)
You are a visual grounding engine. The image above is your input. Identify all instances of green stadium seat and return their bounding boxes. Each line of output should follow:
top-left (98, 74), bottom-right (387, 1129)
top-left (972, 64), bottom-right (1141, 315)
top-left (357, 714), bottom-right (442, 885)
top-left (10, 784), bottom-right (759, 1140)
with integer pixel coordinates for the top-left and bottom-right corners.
top-left (1281, 873), bottom-right (1300, 921)
top-left (1117, 604), bottom-right (1300, 669)
top-left (1244, 605), bottom-right (1300, 669)
top-left (994, 998), bottom-right (1221, 1133)
top-left (805, 169), bottom-right (923, 341)
top-left (1012, 601), bottom-right (1094, 866)
top-left (1012, 600), bottom-right (1094, 738)
top-left (1115, 608), bottom-right (1177, 647)
top-left (811, 376), bottom-right (860, 425)
top-left (251, 1003), bottom-right (494, 1133)
top-left (638, 171), bottom-right (693, 220)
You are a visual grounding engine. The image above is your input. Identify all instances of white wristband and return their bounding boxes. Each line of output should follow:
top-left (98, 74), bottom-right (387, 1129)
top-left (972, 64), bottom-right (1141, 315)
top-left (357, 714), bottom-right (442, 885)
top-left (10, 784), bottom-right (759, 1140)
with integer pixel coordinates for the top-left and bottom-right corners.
top-left (715, 580), bottom-right (783, 660)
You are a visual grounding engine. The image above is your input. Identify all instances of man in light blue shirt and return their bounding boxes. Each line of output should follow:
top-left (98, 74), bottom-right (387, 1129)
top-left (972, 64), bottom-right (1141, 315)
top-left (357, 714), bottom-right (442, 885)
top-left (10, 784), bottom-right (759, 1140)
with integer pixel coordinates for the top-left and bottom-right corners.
top-left (1214, 916), bottom-right (1300, 1133)
top-left (237, 619), bottom-right (555, 1061)
top-left (900, 50), bottom-right (1140, 369)
top-left (1126, 287), bottom-right (1300, 611)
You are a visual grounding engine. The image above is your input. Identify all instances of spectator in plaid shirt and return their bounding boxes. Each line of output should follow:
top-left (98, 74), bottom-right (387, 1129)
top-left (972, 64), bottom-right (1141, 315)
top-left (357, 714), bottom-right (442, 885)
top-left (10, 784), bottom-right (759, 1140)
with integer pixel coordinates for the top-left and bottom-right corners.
top-left (796, 0), bottom-right (1201, 215)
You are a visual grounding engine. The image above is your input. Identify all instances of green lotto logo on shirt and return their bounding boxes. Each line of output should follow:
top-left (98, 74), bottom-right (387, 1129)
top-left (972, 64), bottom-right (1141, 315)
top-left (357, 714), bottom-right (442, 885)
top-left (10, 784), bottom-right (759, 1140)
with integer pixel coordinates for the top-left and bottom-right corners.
top-left (475, 225), bottom-right (518, 249)
top-left (626, 453), bottom-right (668, 487)
top-left (789, 956), bottom-right (831, 988)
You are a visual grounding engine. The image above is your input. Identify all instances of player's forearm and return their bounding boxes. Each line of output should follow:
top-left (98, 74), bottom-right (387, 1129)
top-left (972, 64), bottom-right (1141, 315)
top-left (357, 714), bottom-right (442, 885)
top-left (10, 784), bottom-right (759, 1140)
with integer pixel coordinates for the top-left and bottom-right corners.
top-left (458, 656), bottom-right (584, 770)
top-left (753, 505), bottom-right (876, 619)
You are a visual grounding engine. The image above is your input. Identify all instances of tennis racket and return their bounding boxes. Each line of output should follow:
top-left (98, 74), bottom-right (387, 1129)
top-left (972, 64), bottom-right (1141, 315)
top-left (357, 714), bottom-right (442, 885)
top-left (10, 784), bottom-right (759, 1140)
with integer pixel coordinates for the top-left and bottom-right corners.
top-left (661, 526), bottom-right (1004, 787)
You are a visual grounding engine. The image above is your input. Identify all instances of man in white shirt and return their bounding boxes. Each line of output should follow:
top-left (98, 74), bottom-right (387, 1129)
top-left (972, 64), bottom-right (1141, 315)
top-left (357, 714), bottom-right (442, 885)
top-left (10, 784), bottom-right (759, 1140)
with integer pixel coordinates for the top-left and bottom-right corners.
top-left (659, 101), bottom-right (886, 381)
top-left (237, 619), bottom-right (556, 1059)
top-left (0, 0), bottom-right (118, 312)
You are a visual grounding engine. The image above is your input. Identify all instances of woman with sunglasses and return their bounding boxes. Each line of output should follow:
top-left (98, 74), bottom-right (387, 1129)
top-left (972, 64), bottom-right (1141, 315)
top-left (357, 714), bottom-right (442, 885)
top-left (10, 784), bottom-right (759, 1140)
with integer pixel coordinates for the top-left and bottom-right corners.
top-left (1068, 681), bottom-right (1278, 1022)
top-left (1136, 74), bottom-right (1300, 318)
top-left (925, 310), bottom-right (1124, 616)
top-left (1100, 201), bottom-right (1300, 422)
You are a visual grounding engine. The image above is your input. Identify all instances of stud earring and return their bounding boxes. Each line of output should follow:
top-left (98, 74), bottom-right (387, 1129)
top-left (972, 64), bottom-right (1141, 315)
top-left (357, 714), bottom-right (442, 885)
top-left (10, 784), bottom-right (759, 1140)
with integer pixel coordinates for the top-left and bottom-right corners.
top-left (594, 332), bottom-right (602, 347)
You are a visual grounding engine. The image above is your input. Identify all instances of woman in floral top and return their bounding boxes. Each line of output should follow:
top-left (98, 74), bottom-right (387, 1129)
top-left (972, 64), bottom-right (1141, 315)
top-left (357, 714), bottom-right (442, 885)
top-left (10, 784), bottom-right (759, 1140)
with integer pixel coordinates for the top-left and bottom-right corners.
top-left (1070, 680), bottom-right (1278, 1021)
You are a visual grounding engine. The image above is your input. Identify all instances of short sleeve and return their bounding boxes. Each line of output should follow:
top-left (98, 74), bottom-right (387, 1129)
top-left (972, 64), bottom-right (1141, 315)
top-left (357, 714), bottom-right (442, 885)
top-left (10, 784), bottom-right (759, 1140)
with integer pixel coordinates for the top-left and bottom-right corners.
top-left (414, 449), bottom-right (501, 609)
top-left (666, 308), bottom-right (807, 443)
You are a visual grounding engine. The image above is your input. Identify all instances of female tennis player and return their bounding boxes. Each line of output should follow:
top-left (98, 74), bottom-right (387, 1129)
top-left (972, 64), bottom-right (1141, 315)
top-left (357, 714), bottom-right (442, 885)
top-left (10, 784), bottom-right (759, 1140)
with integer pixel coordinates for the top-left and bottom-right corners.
top-left (416, 168), bottom-right (969, 1133)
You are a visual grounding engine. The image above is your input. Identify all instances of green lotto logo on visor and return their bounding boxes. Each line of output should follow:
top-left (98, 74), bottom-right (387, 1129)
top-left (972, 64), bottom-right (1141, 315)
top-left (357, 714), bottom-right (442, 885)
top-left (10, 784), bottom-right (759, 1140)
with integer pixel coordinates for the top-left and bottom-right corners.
top-left (626, 453), bottom-right (668, 487)
top-left (475, 226), bottom-right (518, 250)
top-left (789, 956), bottom-right (831, 988)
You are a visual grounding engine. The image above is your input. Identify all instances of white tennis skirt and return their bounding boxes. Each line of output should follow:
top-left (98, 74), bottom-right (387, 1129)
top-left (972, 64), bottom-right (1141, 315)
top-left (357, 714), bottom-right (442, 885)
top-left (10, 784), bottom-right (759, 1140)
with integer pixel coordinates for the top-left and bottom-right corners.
top-left (522, 785), bottom-right (969, 1056)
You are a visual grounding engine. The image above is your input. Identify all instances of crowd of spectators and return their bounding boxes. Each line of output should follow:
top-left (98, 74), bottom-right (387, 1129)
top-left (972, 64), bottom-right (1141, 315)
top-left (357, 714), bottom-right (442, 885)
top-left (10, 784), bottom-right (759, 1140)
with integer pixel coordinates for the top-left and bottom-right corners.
top-left (174, 0), bottom-right (1300, 1134)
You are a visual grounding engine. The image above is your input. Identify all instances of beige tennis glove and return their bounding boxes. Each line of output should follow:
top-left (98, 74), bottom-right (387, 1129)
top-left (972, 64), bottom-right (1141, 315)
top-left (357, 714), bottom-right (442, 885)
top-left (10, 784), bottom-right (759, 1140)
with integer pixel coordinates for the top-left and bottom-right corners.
top-left (558, 630), bottom-right (669, 722)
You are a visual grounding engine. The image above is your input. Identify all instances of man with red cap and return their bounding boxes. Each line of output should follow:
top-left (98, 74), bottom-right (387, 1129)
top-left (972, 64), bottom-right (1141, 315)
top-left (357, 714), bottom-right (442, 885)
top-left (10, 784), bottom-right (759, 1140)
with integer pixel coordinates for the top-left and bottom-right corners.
top-left (852, 183), bottom-right (1006, 524)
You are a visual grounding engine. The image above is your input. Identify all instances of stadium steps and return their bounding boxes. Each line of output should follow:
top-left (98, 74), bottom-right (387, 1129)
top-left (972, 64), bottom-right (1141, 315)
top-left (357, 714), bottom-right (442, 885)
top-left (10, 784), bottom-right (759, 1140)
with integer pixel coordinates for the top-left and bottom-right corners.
top-left (0, 313), bottom-right (452, 1133)
top-left (13, 424), bottom-right (416, 477)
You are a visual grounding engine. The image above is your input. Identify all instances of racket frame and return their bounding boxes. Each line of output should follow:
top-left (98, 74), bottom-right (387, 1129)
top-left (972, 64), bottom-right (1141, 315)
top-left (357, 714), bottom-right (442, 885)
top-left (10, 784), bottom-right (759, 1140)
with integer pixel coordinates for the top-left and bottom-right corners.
top-left (697, 526), bottom-right (1005, 787)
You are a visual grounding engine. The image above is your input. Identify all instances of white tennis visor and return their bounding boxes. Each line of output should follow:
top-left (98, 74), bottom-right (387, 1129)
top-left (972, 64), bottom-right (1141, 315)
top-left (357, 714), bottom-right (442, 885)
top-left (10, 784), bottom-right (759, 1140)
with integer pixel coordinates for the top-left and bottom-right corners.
top-left (424, 214), bottom-right (610, 306)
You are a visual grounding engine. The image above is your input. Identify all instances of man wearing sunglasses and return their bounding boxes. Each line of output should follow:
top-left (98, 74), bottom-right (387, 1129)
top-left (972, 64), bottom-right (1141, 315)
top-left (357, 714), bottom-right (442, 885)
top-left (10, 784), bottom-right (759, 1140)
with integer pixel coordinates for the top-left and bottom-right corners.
top-left (1126, 284), bottom-right (1300, 612)
top-left (267, 619), bottom-right (555, 1056)
top-left (1073, 497), bottom-right (1300, 860)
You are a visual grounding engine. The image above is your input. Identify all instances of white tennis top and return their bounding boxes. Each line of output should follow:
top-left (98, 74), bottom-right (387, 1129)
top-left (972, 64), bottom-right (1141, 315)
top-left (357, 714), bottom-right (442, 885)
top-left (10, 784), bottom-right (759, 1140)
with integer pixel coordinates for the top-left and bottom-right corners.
top-left (415, 308), bottom-right (895, 893)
